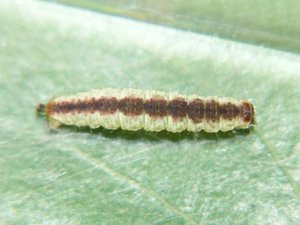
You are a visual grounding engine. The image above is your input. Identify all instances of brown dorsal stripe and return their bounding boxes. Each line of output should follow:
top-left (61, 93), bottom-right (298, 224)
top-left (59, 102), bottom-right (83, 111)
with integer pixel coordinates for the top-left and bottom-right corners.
top-left (77, 100), bottom-right (89, 111)
top-left (226, 102), bottom-right (233, 120)
top-left (188, 99), bottom-right (204, 123)
top-left (222, 102), bottom-right (232, 120)
top-left (205, 100), bottom-right (218, 122)
top-left (232, 104), bottom-right (240, 117)
top-left (144, 98), bottom-right (168, 117)
top-left (96, 97), bottom-right (118, 114)
top-left (168, 98), bottom-right (188, 120)
top-left (89, 97), bottom-right (97, 113)
top-left (49, 97), bottom-right (247, 123)
top-left (220, 102), bottom-right (240, 120)
top-left (51, 97), bottom-right (118, 114)
top-left (215, 101), bottom-right (221, 122)
top-left (119, 97), bottom-right (144, 115)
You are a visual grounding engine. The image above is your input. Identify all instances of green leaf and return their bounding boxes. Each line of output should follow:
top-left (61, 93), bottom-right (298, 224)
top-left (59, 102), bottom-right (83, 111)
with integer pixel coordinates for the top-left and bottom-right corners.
top-left (49, 0), bottom-right (300, 53)
top-left (1, 1), bottom-right (299, 224)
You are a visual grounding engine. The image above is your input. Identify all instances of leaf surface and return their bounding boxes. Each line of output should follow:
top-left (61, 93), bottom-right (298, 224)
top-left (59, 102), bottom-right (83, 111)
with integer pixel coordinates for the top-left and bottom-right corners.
top-left (0, 1), bottom-right (299, 224)
top-left (50, 0), bottom-right (300, 53)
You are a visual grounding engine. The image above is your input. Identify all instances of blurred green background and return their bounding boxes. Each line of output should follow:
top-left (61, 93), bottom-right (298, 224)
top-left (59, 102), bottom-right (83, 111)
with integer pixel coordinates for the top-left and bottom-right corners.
top-left (49, 0), bottom-right (300, 53)
top-left (0, 0), bottom-right (299, 224)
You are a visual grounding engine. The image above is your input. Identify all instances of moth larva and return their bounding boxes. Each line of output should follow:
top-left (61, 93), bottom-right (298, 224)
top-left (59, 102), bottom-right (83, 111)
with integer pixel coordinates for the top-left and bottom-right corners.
top-left (37, 88), bottom-right (254, 133)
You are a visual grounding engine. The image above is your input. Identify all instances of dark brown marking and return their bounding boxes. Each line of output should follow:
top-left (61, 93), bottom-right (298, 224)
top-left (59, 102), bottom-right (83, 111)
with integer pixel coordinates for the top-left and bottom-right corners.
top-left (219, 103), bottom-right (225, 119)
top-left (228, 103), bottom-right (234, 119)
top-left (232, 104), bottom-right (240, 117)
top-left (98, 97), bottom-right (118, 114)
top-left (211, 100), bottom-right (218, 122)
top-left (67, 100), bottom-right (78, 112)
top-left (119, 97), bottom-right (144, 116)
top-left (221, 102), bottom-right (232, 120)
top-left (91, 98), bottom-right (101, 113)
top-left (168, 98), bottom-right (188, 120)
top-left (188, 99), bottom-right (204, 123)
top-left (51, 97), bottom-right (118, 115)
top-left (240, 101), bottom-right (254, 123)
top-left (37, 103), bottom-right (45, 113)
top-left (144, 98), bottom-right (168, 117)
top-left (227, 102), bottom-right (233, 120)
top-left (219, 102), bottom-right (240, 121)
top-left (88, 97), bottom-right (97, 113)
top-left (56, 101), bottom-right (67, 113)
top-left (216, 101), bottom-right (221, 122)
top-left (205, 100), bottom-right (218, 121)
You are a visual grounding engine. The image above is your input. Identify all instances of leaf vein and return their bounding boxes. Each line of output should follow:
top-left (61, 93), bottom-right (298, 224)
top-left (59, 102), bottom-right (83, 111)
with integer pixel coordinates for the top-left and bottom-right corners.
top-left (255, 128), bottom-right (300, 198)
top-left (67, 147), bottom-right (198, 225)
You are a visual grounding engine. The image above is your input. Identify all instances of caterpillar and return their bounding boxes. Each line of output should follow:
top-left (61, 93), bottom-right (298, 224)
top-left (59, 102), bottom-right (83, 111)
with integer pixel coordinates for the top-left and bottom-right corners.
top-left (37, 88), bottom-right (254, 133)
